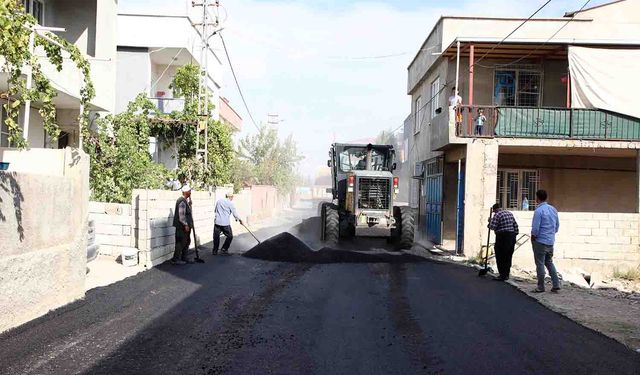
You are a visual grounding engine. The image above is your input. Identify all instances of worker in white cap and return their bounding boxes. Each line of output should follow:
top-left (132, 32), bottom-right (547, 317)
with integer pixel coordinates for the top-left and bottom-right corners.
top-left (213, 192), bottom-right (243, 255)
top-left (172, 184), bottom-right (194, 264)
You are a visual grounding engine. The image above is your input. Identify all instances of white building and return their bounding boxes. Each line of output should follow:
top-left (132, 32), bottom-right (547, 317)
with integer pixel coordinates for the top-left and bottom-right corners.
top-left (0, 0), bottom-right (117, 149)
top-left (116, 1), bottom-right (242, 169)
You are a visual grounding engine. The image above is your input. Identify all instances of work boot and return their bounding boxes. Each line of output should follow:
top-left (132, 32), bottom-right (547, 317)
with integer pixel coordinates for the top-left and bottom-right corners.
top-left (212, 249), bottom-right (218, 256)
top-left (171, 259), bottom-right (187, 265)
top-left (221, 248), bottom-right (229, 256)
top-left (185, 259), bottom-right (195, 264)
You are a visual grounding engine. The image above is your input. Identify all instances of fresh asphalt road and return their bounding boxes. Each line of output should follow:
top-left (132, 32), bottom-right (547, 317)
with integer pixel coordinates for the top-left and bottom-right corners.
top-left (1, 221), bottom-right (640, 374)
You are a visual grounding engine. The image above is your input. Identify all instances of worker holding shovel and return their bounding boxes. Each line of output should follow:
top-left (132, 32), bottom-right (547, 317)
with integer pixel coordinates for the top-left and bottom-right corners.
top-left (488, 203), bottom-right (519, 281)
top-left (213, 192), bottom-right (243, 255)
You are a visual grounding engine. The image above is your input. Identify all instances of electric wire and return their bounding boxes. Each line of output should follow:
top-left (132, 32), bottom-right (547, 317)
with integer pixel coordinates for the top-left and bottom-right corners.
top-left (219, 32), bottom-right (261, 132)
top-left (477, 0), bottom-right (592, 69)
top-left (472, 0), bottom-right (553, 69)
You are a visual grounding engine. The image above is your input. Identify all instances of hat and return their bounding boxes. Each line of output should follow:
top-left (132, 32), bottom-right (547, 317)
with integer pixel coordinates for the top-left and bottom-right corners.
top-left (181, 184), bottom-right (192, 193)
top-left (225, 192), bottom-right (234, 198)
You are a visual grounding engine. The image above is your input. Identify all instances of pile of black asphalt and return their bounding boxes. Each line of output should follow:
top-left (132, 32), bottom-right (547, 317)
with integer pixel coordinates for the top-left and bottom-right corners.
top-left (242, 232), bottom-right (426, 264)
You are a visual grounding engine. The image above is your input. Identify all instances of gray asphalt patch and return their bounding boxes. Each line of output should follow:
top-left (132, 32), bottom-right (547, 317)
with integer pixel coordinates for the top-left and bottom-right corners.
top-left (242, 232), bottom-right (426, 264)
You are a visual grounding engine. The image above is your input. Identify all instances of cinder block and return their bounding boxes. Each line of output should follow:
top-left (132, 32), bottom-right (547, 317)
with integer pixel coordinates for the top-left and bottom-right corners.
top-left (615, 221), bottom-right (632, 229)
top-left (584, 236), bottom-right (608, 245)
top-left (575, 228), bottom-right (591, 236)
top-left (591, 228), bottom-right (607, 236)
top-left (607, 228), bottom-right (624, 237)
top-left (581, 221), bottom-right (600, 229)
top-left (599, 221), bottom-right (614, 229)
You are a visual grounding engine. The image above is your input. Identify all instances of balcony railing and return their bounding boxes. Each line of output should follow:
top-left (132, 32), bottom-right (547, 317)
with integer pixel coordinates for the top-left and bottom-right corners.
top-left (148, 97), bottom-right (185, 114)
top-left (455, 105), bottom-right (640, 141)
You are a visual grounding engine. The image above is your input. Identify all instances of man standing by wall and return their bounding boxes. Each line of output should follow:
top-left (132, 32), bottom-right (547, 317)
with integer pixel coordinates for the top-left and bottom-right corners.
top-left (172, 185), bottom-right (194, 265)
top-left (531, 190), bottom-right (561, 293)
top-left (488, 203), bottom-right (518, 281)
top-left (213, 192), bottom-right (243, 255)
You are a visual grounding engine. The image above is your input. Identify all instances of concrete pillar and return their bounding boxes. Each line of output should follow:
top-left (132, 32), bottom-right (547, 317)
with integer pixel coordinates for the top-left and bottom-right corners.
top-left (463, 140), bottom-right (498, 257)
top-left (637, 150), bottom-right (640, 213)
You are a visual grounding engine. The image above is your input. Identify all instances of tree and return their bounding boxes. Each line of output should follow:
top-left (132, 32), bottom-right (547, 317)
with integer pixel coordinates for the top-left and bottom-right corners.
top-left (150, 63), bottom-right (234, 189)
top-left (235, 125), bottom-right (303, 193)
top-left (86, 94), bottom-right (169, 203)
top-left (375, 129), bottom-right (398, 146)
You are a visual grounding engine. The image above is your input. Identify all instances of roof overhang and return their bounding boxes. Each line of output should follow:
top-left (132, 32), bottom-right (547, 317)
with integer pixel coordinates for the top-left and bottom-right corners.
top-left (441, 37), bottom-right (640, 60)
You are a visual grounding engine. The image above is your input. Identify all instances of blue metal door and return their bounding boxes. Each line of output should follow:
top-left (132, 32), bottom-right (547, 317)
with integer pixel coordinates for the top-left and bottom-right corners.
top-left (425, 157), bottom-right (443, 244)
top-left (456, 163), bottom-right (465, 254)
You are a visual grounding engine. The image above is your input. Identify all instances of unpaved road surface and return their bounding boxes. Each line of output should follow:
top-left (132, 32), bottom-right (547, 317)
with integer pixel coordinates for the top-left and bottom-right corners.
top-left (1, 214), bottom-right (639, 374)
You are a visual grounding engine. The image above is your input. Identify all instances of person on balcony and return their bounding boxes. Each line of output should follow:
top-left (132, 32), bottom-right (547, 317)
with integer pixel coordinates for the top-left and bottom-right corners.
top-left (474, 108), bottom-right (487, 136)
top-left (448, 87), bottom-right (463, 128)
top-left (488, 203), bottom-right (519, 281)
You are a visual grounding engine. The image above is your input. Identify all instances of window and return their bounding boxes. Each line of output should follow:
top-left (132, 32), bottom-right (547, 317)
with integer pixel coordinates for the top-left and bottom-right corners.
top-left (414, 96), bottom-right (422, 134)
top-left (338, 146), bottom-right (390, 172)
top-left (22, 0), bottom-right (44, 25)
top-left (496, 169), bottom-right (539, 211)
top-left (430, 77), bottom-right (440, 119)
top-left (494, 69), bottom-right (542, 107)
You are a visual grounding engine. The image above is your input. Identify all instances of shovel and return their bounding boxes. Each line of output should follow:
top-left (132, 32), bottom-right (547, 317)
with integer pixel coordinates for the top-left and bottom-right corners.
top-left (240, 222), bottom-right (261, 244)
top-left (478, 208), bottom-right (493, 277)
top-left (191, 224), bottom-right (205, 263)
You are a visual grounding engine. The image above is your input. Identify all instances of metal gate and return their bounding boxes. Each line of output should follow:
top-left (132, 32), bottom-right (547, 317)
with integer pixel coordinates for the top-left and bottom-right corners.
top-left (425, 157), bottom-right (444, 244)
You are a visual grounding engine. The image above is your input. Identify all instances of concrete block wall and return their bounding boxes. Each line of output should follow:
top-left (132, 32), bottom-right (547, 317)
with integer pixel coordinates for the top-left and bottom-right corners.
top-left (88, 202), bottom-right (134, 256)
top-left (512, 211), bottom-right (640, 274)
top-left (91, 185), bottom-right (288, 268)
top-left (132, 187), bottom-right (233, 267)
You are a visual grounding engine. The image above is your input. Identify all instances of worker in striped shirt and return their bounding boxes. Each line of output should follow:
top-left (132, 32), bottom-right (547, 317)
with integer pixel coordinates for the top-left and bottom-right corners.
top-left (488, 203), bottom-right (519, 281)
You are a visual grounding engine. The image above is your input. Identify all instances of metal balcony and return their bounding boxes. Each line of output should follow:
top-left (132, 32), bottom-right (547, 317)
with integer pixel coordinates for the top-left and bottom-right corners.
top-left (148, 97), bottom-right (185, 114)
top-left (455, 105), bottom-right (640, 141)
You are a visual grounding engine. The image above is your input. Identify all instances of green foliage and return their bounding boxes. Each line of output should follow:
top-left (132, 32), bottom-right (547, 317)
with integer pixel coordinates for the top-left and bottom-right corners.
top-left (613, 265), bottom-right (640, 281)
top-left (236, 125), bottom-right (303, 193)
top-left (151, 63), bottom-right (234, 190)
top-left (86, 94), bottom-right (170, 203)
top-left (0, 0), bottom-right (94, 148)
top-left (375, 128), bottom-right (398, 146)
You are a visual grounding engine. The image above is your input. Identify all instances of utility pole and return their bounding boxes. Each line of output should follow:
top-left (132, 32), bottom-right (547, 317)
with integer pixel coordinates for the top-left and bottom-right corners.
top-left (191, 0), bottom-right (221, 167)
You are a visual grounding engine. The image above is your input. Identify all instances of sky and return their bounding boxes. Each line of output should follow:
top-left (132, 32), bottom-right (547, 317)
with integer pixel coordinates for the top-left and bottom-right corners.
top-left (121, 0), bottom-right (610, 178)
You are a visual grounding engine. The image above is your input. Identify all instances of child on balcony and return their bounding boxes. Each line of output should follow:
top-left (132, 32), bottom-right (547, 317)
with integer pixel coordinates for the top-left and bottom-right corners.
top-left (474, 108), bottom-right (487, 136)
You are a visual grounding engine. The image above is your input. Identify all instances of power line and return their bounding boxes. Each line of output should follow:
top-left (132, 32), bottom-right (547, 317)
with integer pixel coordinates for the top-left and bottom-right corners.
top-left (478, 0), bottom-right (591, 69)
top-left (219, 32), bottom-right (261, 132)
top-left (473, 0), bottom-right (553, 68)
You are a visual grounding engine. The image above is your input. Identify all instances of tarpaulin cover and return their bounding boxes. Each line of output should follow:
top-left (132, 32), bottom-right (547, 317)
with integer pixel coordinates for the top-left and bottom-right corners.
top-left (568, 46), bottom-right (640, 119)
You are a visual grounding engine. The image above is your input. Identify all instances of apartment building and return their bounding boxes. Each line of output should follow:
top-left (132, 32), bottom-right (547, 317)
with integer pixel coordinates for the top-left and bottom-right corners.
top-left (0, 0), bottom-right (117, 149)
top-left (407, 0), bottom-right (640, 273)
top-left (116, 3), bottom-right (242, 170)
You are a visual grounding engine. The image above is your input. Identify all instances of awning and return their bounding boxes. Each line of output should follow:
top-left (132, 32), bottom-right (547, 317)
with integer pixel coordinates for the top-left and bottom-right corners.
top-left (568, 46), bottom-right (640, 119)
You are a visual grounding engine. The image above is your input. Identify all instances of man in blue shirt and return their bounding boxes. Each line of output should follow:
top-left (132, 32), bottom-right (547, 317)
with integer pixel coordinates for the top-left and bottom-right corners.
top-left (531, 190), bottom-right (561, 293)
top-left (213, 192), bottom-right (243, 255)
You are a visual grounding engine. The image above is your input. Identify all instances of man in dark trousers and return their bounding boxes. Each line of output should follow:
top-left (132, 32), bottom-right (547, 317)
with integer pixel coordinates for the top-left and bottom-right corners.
top-left (488, 203), bottom-right (519, 280)
top-left (172, 185), bottom-right (194, 265)
top-left (213, 192), bottom-right (243, 255)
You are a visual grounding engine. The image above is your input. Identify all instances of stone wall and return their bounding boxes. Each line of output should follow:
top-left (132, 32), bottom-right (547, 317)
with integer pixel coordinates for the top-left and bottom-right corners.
top-left (88, 202), bottom-right (134, 256)
top-left (0, 148), bottom-right (89, 334)
top-left (512, 211), bottom-right (640, 274)
top-left (89, 185), bottom-right (288, 268)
